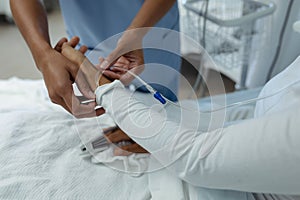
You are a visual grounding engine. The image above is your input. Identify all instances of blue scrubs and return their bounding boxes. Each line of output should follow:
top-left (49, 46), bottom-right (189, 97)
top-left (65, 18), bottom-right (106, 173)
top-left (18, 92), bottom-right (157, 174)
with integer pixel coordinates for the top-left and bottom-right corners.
top-left (59, 0), bottom-right (181, 101)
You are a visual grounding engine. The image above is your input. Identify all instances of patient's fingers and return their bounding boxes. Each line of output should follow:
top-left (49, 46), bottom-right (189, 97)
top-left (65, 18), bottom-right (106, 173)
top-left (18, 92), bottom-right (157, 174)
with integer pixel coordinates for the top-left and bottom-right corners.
top-left (105, 128), bottom-right (131, 143)
top-left (62, 43), bottom-right (84, 66)
top-left (79, 60), bottom-right (99, 91)
top-left (114, 148), bottom-right (132, 156)
top-left (120, 143), bottom-right (148, 153)
top-left (95, 57), bottom-right (106, 71)
top-left (62, 43), bottom-right (99, 91)
top-left (95, 108), bottom-right (106, 116)
top-left (104, 127), bottom-right (149, 156)
top-left (114, 143), bottom-right (148, 156)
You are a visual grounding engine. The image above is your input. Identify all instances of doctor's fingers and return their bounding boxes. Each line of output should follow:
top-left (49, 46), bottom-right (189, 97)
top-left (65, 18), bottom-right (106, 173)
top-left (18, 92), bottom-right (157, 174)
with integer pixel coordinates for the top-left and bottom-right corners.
top-left (99, 45), bottom-right (124, 70)
top-left (102, 64), bottom-right (144, 86)
top-left (61, 84), bottom-right (102, 118)
top-left (102, 70), bottom-right (121, 81)
top-left (110, 50), bottom-right (144, 85)
top-left (55, 36), bottom-right (88, 54)
top-left (50, 53), bottom-right (95, 103)
top-left (54, 37), bottom-right (68, 52)
top-left (49, 74), bottom-right (97, 118)
top-left (49, 84), bottom-right (100, 118)
top-left (50, 95), bottom-right (104, 118)
top-left (99, 28), bottom-right (145, 70)
top-left (79, 45), bottom-right (88, 54)
top-left (61, 92), bottom-right (95, 118)
top-left (51, 96), bottom-right (71, 113)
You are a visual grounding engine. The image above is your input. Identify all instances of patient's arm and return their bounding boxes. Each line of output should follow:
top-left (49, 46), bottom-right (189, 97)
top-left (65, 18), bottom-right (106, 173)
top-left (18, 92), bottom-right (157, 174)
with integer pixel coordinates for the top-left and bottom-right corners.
top-left (61, 40), bottom-right (148, 156)
top-left (96, 79), bottom-right (300, 194)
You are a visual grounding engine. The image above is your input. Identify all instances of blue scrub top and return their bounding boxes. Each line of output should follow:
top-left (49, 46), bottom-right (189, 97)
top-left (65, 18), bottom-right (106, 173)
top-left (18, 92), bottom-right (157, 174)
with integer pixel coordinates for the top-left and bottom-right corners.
top-left (59, 0), bottom-right (181, 101)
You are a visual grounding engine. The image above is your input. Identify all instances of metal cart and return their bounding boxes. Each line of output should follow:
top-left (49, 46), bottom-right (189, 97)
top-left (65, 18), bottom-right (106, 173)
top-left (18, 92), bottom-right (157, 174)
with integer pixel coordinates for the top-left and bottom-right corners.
top-left (181, 0), bottom-right (276, 91)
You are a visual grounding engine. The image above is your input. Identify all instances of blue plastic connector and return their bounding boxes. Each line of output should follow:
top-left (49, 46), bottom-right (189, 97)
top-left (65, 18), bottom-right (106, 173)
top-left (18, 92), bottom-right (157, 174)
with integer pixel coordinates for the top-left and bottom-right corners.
top-left (154, 91), bottom-right (166, 104)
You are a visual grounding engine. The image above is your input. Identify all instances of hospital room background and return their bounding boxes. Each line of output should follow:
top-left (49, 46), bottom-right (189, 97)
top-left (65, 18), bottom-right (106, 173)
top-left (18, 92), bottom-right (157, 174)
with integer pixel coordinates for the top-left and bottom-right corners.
top-left (0, 0), bottom-right (300, 199)
top-left (1, 0), bottom-right (300, 96)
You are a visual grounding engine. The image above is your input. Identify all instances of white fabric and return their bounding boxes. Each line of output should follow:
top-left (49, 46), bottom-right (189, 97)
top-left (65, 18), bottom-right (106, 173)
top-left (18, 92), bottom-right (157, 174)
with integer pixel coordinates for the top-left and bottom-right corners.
top-left (0, 77), bottom-right (258, 200)
top-left (294, 21), bottom-right (300, 33)
top-left (96, 57), bottom-right (300, 199)
top-left (76, 114), bottom-right (149, 177)
top-left (0, 78), bottom-right (150, 199)
top-left (3, 74), bottom-right (298, 199)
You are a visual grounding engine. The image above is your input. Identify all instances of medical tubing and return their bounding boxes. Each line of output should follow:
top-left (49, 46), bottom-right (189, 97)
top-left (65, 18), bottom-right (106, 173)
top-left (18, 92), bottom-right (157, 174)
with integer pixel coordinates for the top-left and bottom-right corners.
top-left (103, 66), bottom-right (300, 114)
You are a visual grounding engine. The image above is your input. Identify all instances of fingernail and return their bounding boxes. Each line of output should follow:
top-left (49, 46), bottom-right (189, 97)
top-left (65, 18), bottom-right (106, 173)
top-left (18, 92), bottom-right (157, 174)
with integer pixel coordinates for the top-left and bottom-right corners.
top-left (100, 60), bottom-right (108, 69)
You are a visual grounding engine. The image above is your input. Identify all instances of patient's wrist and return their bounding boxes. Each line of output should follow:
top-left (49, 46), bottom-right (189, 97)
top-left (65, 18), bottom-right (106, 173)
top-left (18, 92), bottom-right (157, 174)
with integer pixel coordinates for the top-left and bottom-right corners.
top-left (60, 43), bottom-right (112, 88)
top-left (95, 80), bottom-right (124, 106)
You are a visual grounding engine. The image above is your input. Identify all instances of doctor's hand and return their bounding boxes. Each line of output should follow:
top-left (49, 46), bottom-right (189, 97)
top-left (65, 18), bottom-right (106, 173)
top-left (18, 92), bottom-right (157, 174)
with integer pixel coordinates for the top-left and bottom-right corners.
top-left (99, 29), bottom-right (145, 85)
top-left (104, 127), bottom-right (148, 156)
top-left (38, 37), bottom-right (101, 118)
top-left (61, 37), bottom-right (148, 156)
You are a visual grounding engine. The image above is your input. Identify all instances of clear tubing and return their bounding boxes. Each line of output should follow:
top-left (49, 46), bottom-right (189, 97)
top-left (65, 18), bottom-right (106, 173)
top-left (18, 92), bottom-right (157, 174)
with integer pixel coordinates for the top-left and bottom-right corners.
top-left (101, 66), bottom-right (300, 114)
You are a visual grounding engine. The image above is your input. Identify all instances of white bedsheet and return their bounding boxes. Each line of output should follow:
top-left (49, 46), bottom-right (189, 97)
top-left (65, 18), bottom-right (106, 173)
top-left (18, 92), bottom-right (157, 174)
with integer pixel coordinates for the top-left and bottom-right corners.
top-left (0, 78), bottom-right (258, 199)
top-left (0, 78), bottom-right (150, 199)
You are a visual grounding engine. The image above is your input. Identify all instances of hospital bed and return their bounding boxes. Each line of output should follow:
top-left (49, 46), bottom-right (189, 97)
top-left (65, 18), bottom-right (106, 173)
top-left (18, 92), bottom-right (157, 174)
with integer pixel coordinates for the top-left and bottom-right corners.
top-left (0, 77), bottom-right (260, 199)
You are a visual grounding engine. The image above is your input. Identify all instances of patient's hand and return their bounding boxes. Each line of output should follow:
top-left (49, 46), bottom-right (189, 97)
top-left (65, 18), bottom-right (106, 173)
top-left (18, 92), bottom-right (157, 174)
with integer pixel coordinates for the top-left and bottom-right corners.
top-left (61, 39), bottom-right (111, 90)
top-left (104, 127), bottom-right (148, 156)
top-left (61, 39), bottom-right (148, 156)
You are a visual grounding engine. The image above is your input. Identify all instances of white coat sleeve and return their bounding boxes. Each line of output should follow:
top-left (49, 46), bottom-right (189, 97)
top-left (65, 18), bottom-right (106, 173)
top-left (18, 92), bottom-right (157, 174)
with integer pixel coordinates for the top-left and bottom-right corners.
top-left (95, 81), bottom-right (300, 195)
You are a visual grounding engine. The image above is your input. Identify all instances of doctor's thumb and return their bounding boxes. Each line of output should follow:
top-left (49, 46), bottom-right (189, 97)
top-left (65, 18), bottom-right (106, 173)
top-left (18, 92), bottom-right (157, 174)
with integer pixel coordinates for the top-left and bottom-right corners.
top-left (99, 48), bottom-right (122, 70)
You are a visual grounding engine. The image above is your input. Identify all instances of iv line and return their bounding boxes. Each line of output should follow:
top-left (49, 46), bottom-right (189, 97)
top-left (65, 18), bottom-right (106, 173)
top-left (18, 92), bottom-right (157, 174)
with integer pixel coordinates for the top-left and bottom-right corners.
top-left (104, 66), bottom-right (300, 114)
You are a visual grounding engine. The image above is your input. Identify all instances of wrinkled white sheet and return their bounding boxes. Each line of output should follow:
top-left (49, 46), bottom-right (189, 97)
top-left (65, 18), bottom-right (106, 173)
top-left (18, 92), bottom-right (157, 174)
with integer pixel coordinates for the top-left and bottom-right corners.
top-left (0, 78), bottom-right (259, 199)
top-left (76, 115), bottom-right (149, 177)
top-left (95, 57), bottom-right (300, 199)
top-left (0, 78), bottom-right (150, 200)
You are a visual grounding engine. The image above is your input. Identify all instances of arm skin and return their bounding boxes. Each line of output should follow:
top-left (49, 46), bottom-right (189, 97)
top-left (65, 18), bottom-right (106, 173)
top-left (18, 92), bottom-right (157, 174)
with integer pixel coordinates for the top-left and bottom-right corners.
top-left (100, 0), bottom-right (177, 82)
top-left (10, 0), bottom-right (97, 118)
top-left (128, 0), bottom-right (177, 30)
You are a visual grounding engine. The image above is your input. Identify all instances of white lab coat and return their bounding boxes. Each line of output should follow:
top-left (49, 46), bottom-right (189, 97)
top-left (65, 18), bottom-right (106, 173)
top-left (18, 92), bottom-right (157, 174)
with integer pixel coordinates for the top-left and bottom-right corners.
top-left (95, 56), bottom-right (300, 199)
